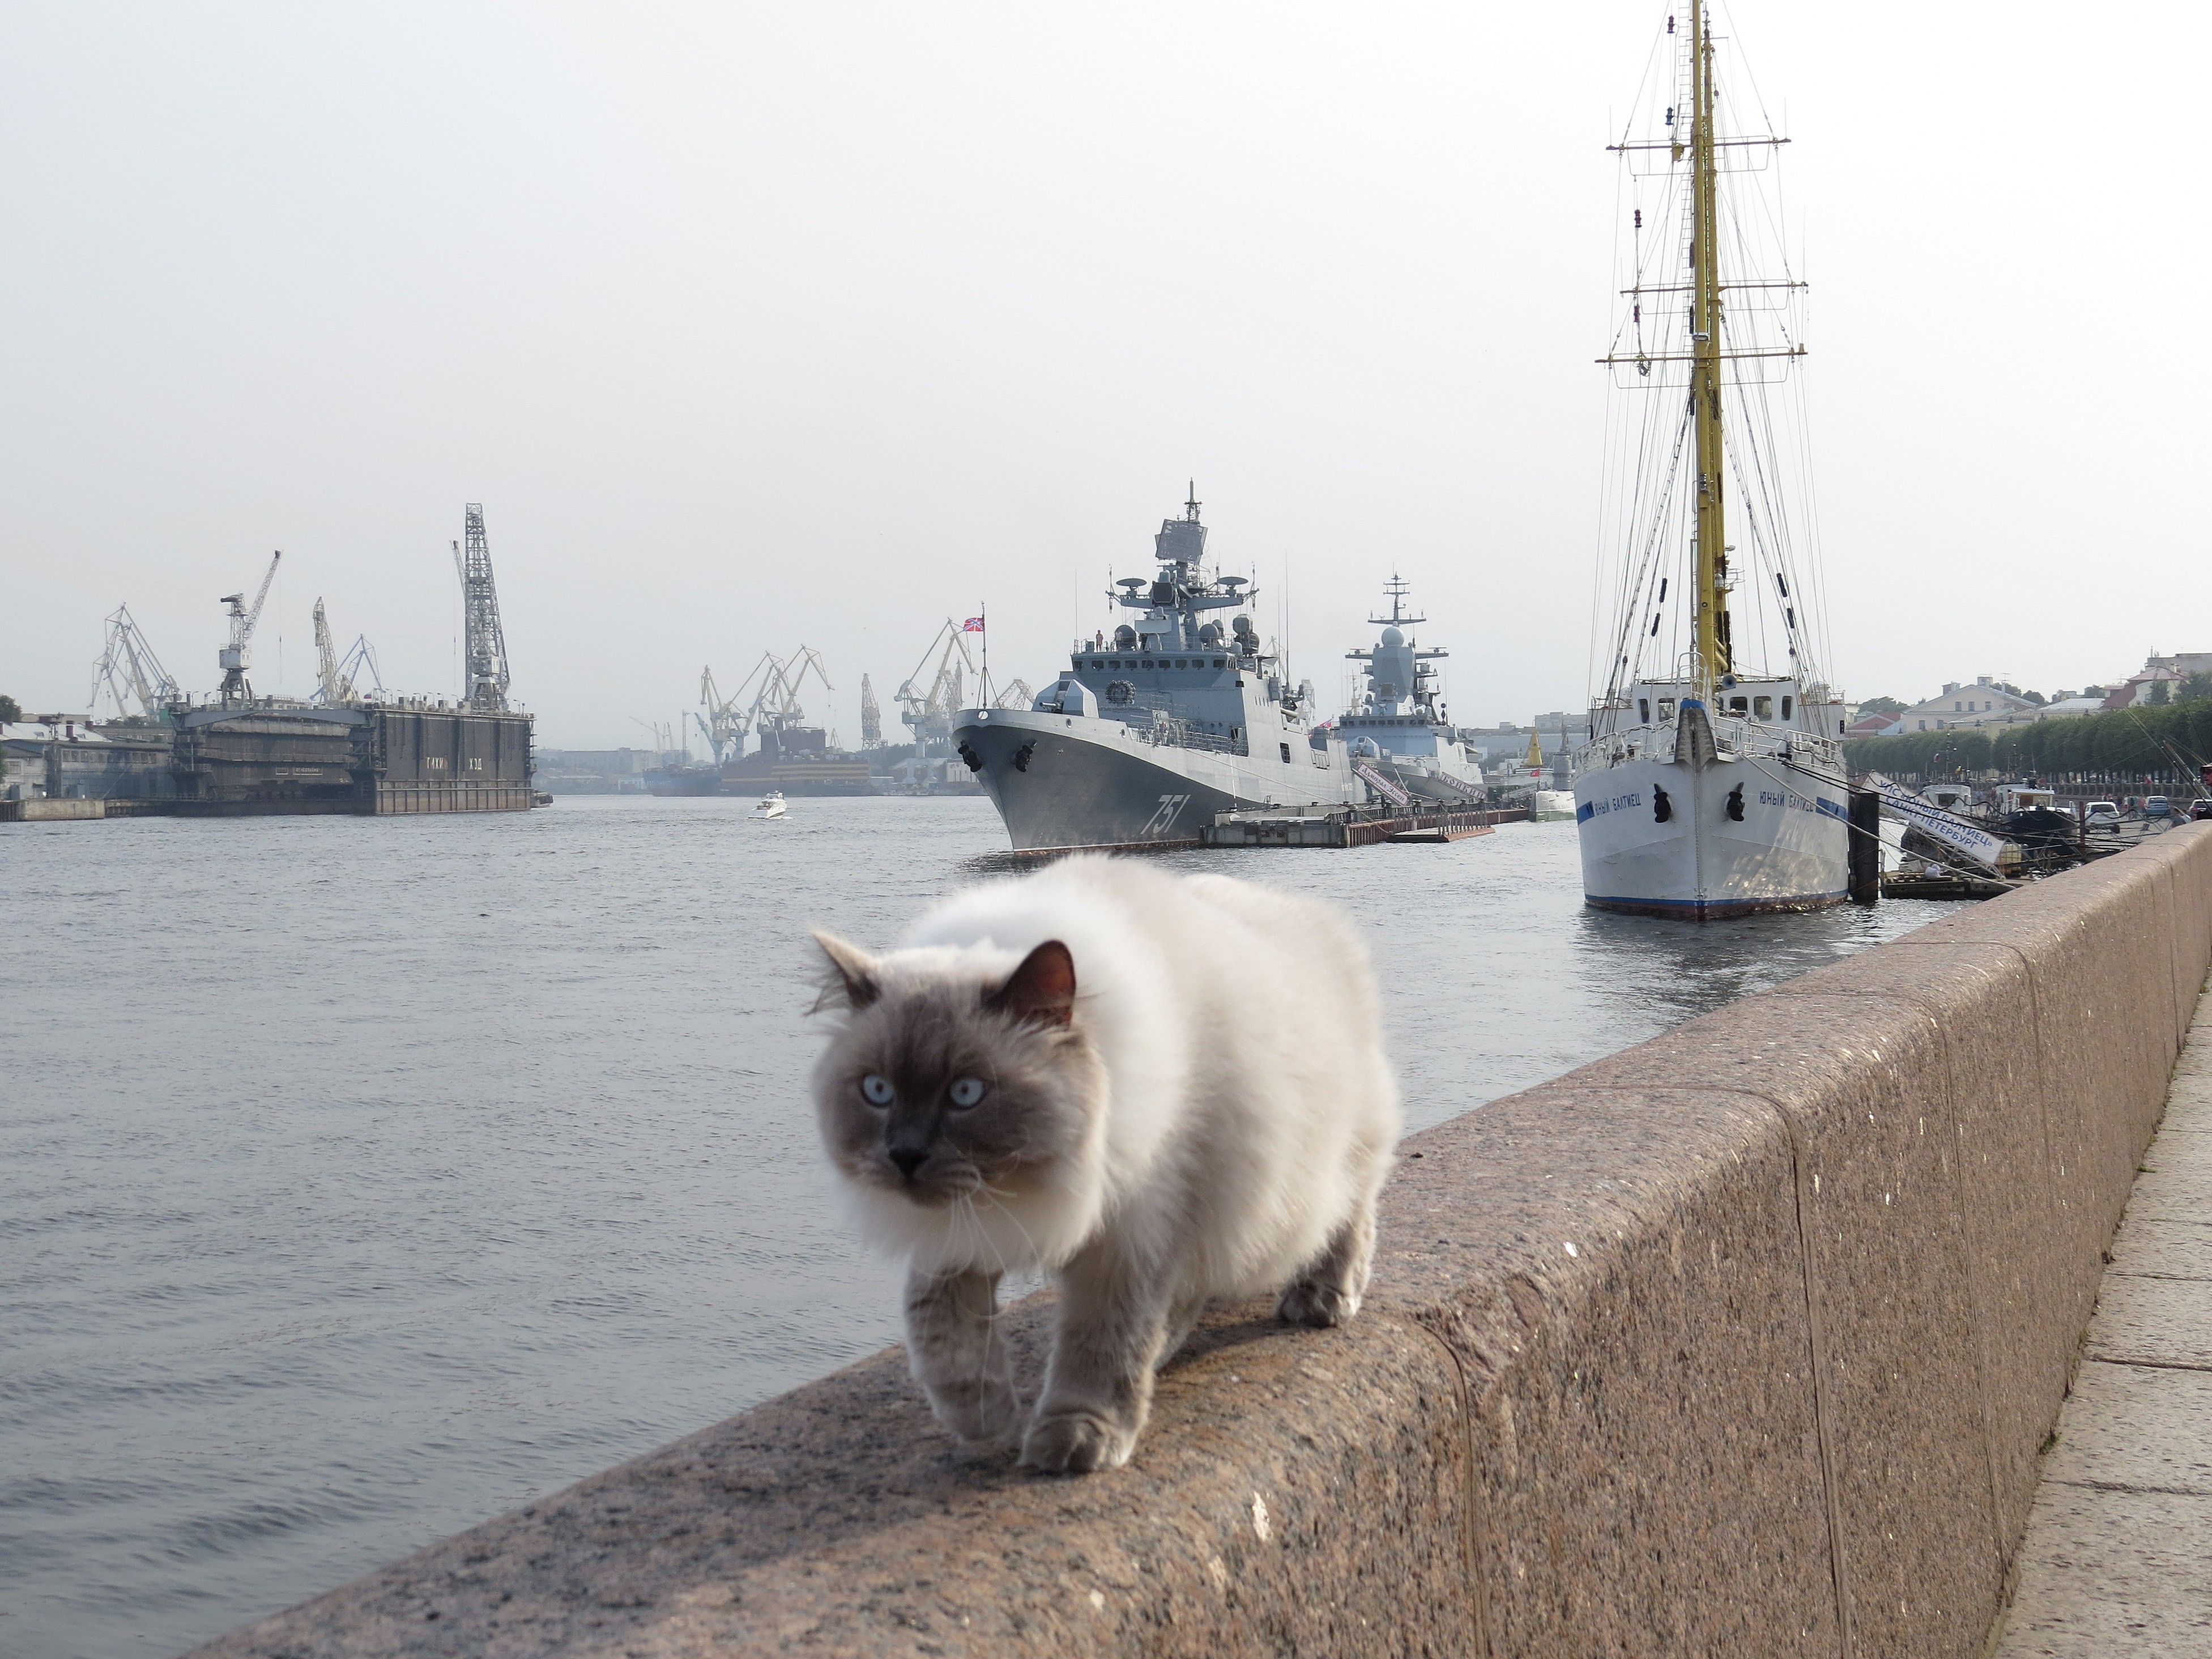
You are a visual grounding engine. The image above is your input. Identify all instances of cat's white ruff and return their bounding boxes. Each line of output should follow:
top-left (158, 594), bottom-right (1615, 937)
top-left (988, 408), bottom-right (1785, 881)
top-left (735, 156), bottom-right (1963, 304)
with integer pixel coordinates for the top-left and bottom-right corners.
top-left (843, 856), bottom-right (1400, 1305)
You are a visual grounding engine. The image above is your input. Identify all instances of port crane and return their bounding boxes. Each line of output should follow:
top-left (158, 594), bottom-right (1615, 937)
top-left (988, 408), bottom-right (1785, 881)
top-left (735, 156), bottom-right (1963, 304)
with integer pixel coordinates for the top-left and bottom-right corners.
top-left (697, 646), bottom-right (839, 762)
top-left (897, 620), bottom-right (978, 756)
top-left (859, 674), bottom-right (882, 747)
top-left (697, 652), bottom-right (784, 764)
top-left (310, 599), bottom-right (385, 706)
top-left (216, 551), bottom-right (282, 701)
top-left (338, 633), bottom-right (387, 702)
top-left (454, 504), bottom-right (510, 711)
top-left (90, 605), bottom-right (182, 719)
top-left (312, 599), bottom-right (353, 705)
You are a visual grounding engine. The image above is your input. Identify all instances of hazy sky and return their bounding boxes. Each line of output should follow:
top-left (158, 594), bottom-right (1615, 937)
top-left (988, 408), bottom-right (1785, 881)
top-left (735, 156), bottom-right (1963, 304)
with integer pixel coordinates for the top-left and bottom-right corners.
top-left (4, 2), bottom-right (2204, 745)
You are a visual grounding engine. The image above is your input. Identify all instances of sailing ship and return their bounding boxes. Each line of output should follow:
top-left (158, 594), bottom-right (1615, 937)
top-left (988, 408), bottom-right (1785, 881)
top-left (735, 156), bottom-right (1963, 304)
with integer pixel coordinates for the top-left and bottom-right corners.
top-left (1573, 0), bottom-right (1848, 918)
top-left (1337, 577), bottom-right (1487, 805)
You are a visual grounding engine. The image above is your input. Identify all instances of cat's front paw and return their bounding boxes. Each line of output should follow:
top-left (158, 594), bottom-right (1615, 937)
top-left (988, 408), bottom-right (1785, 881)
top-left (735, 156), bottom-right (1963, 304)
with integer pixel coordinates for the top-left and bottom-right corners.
top-left (1020, 1409), bottom-right (1133, 1474)
top-left (928, 1382), bottom-right (1028, 1449)
top-left (1276, 1278), bottom-right (1358, 1329)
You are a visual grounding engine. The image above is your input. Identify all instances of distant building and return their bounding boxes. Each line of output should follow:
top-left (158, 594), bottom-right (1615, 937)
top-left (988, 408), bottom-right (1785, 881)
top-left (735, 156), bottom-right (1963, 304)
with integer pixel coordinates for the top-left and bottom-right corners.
top-left (1896, 677), bottom-right (2041, 733)
top-left (534, 745), bottom-right (653, 795)
top-left (2100, 659), bottom-right (2196, 710)
top-left (2036, 696), bottom-right (2107, 720)
top-left (1847, 710), bottom-right (1905, 738)
top-left (2146, 651), bottom-right (2212, 679)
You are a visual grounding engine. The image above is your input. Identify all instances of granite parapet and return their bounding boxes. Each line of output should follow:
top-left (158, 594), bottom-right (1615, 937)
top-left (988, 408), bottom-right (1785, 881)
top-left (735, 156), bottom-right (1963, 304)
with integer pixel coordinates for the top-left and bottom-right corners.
top-left (190, 825), bottom-right (2212, 1658)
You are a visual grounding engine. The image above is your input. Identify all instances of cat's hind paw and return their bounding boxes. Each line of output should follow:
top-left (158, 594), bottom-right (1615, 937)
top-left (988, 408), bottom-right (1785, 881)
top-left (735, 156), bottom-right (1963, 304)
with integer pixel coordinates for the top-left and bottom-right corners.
top-left (1276, 1278), bottom-right (1359, 1329)
top-left (1020, 1410), bottom-right (1133, 1474)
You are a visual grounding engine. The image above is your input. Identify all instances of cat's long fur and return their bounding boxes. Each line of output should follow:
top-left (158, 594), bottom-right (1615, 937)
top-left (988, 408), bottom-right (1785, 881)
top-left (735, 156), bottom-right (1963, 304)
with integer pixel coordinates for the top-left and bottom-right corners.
top-left (809, 855), bottom-right (1399, 1473)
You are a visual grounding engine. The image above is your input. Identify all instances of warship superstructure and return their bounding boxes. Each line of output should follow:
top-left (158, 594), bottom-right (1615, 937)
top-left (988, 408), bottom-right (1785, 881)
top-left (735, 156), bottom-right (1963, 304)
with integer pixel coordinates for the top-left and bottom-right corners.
top-left (1337, 577), bottom-right (1487, 805)
top-left (953, 491), bottom-right (1358, 850)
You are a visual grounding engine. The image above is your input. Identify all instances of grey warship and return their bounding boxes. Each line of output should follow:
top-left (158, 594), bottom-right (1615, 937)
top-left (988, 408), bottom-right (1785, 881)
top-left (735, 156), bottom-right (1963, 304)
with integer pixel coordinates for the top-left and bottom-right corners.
top-left (1337, 575), bottom-right (1488, 805)
top-left (952, 491), bottom-right (1358, 850)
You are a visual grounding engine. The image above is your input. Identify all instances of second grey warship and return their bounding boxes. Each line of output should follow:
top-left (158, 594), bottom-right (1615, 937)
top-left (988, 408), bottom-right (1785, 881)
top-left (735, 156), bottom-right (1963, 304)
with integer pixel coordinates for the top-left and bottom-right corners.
top-left (953, 492), bottom-right (1358, 850)
top-left (1336, 575), bottom-right (1488, 805)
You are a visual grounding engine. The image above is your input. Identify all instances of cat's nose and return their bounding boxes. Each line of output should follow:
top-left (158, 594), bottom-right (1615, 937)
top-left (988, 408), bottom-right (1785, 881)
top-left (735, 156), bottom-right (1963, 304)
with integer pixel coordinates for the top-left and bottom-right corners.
top-left (889, 1148), bottom-right (928, 1180)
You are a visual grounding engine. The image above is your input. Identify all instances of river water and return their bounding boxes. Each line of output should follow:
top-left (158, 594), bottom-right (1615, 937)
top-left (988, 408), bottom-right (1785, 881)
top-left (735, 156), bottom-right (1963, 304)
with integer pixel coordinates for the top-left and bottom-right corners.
top-left (1, 796), bottom-right (1946, 1656)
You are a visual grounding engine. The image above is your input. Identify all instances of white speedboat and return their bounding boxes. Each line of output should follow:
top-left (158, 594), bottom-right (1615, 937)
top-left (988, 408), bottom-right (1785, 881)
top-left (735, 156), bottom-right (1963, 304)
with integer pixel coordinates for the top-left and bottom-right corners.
top-left (1572, 0), bottom-right (1848, 919)
top-left (752, 791), bottom-right (787, 821)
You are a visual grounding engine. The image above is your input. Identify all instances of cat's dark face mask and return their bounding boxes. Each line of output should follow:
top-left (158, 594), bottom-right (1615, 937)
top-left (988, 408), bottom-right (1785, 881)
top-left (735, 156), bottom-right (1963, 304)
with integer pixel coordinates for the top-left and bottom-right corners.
top-left (810, 937), bottom-right (1090, 1208)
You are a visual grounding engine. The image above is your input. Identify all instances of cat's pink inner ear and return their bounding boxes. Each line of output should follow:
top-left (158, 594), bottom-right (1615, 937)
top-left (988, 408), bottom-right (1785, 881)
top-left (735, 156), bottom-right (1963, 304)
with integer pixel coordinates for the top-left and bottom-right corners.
top-left (992, 940), bottom-right (1076, 1027)
top-left (811, 929), bottom-right (881, 1009)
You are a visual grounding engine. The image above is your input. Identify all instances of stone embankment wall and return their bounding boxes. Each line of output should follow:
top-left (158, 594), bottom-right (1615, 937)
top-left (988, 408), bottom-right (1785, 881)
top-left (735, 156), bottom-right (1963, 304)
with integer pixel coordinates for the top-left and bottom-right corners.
top-left (193, 826), bottom-right (2212, 1658)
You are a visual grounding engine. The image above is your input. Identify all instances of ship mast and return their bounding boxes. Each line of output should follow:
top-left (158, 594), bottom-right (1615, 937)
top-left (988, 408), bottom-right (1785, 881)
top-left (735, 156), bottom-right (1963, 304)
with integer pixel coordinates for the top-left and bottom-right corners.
top-left (1686, 0), bottom-right (1729, 690)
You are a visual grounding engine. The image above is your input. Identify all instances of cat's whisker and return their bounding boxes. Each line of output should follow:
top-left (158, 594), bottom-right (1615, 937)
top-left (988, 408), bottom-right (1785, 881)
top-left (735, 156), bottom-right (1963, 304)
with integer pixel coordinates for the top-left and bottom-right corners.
top-left (973, 1188), bottom-right (1045, 1276)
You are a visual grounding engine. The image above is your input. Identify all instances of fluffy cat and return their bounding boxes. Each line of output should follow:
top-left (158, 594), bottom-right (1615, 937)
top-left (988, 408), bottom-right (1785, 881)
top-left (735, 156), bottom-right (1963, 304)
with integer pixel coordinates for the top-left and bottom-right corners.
top-left (808, 854), bottom-right (1399, 1474)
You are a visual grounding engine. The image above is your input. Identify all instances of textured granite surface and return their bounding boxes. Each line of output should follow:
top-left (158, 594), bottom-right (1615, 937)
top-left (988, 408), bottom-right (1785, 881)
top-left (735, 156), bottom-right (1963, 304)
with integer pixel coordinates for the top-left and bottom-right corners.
top-left (1996, 971), bottom-right (2212, 1657)
top-left (188, 825), bottom-right (2212, 1658)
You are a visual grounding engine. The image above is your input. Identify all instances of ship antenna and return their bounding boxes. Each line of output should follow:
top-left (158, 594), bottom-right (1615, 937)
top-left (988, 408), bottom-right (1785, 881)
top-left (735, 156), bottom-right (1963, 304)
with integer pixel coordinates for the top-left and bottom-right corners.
top-left (1185, 481), bottom-right (1200, 522)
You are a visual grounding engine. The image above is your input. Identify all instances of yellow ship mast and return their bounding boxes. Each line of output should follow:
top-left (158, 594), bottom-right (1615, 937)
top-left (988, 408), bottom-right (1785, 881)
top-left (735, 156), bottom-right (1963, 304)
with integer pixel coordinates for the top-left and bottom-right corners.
top-left (1600, 3), bottom-right (1807, 707)
top-left (1686, 0), bottom-right (1729, 689)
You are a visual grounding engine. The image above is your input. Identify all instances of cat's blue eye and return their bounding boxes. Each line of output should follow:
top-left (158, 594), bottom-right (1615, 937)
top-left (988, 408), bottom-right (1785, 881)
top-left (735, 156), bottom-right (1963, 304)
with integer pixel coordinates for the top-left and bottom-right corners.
top-left (860, 1074), bottom-right (895, 1107)
top-left (948, 1077), bottom-right (988, 1110)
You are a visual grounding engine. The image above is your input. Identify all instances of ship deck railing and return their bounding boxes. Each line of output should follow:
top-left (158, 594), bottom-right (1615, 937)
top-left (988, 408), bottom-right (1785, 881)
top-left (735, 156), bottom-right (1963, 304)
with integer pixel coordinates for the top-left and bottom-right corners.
top-left (1579, 720), bottom-right (1843, 774)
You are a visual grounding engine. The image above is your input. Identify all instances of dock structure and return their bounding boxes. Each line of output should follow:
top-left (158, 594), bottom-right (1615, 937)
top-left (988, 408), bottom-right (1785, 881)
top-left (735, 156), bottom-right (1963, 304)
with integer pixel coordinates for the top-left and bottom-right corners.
top-left (1201, 805), bottom-right (1528, 848)
top-left (5, 705), bottom-right (534, 818)
top-left (183, 825), bottom-right (2212, 1657)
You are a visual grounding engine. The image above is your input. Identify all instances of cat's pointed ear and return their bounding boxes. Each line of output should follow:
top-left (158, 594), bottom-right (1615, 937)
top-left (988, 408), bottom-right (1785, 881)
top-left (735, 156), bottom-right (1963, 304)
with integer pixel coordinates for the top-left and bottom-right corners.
top-left (810, 930), bottom-right (881, 1012)
top-left (989, 939), bottom-right (1076, 1029)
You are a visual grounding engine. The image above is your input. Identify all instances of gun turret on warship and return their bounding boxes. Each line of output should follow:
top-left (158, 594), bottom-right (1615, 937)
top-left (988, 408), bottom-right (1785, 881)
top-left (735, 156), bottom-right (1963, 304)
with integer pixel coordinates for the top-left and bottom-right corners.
top-left (952, 489), bottom-right (1358, 850)
top-left (1337, 575), bottom-right (1488, 806)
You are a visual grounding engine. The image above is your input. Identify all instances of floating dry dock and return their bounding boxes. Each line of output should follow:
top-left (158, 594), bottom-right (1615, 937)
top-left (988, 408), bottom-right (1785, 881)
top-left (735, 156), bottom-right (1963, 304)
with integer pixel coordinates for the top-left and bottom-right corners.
top-left (11, 703), bottom-right (532, 817)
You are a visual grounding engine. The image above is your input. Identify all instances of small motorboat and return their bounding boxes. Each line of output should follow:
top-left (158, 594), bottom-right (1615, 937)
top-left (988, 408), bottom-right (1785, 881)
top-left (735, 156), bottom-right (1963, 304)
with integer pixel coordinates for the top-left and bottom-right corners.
top-left (752, 791), bottom-right (788, 821)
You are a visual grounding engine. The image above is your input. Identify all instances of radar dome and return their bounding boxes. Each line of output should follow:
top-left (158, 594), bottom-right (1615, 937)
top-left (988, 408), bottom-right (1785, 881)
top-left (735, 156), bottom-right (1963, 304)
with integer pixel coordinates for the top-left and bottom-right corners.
top-left (1380, 626), bottom-right (1405, 647)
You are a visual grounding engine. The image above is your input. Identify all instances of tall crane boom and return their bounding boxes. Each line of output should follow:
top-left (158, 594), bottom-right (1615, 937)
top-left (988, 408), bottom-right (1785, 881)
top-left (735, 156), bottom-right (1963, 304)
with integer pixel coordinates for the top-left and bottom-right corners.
top-left (218, 550), bottom-right (282, 700)
top-left (859, 674), bottom-right (882, 747)
top-left (454, 503), bottom-right (510, 711)
top-left (312, 597), bottom-right (355, 705)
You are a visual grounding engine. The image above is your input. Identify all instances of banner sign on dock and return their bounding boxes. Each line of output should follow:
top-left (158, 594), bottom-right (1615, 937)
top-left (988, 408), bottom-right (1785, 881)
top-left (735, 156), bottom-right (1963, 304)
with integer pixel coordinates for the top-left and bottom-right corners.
top-left (1354, 760), bottom-right (1412, 810)
top-left (1862, 771), bottom-right (2012, 872)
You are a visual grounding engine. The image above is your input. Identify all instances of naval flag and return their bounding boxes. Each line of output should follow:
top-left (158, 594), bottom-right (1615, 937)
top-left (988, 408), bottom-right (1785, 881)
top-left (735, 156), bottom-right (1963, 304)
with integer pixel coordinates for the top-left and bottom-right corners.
top-left (962, 616), bottom-right (986, 633)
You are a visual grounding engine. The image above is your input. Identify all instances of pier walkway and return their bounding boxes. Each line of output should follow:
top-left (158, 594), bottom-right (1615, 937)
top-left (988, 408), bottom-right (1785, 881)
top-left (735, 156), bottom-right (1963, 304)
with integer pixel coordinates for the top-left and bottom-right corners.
top-left (1997, 987), bottom-right (2212, 1654)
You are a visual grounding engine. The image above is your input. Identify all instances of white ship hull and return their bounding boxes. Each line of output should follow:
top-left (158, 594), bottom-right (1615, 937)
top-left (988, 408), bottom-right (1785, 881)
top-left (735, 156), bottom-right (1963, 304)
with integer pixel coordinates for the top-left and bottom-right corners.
top-left (1574, 702), bottom-right (1847, 919)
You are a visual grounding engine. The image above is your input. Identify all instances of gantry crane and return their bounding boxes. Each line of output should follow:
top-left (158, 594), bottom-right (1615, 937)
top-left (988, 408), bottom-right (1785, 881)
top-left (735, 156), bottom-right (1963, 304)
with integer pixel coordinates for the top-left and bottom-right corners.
top-left (90, 605), bottom-right (182, 719)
